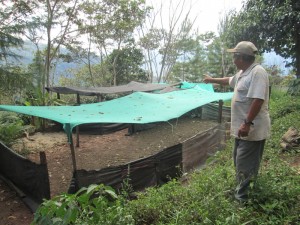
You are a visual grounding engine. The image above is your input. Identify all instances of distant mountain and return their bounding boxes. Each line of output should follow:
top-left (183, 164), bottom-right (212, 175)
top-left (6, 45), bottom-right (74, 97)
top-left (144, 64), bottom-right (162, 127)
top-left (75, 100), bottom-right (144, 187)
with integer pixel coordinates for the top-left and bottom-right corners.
top-left (3, 41), bottom-right (104, 84)
top-left (14, 41), bottom-right (85, 76)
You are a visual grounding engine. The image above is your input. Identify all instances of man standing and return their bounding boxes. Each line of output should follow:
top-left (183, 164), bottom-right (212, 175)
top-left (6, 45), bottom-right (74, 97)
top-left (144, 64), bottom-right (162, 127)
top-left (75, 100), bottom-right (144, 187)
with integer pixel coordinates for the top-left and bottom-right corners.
top-left (203, 41), bottom-right (271, 202)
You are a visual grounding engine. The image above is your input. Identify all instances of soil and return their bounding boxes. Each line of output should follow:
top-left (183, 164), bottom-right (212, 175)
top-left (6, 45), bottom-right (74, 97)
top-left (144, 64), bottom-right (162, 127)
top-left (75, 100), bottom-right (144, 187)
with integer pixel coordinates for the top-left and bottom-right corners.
top-left (0, 117), bottom-right (217, 225)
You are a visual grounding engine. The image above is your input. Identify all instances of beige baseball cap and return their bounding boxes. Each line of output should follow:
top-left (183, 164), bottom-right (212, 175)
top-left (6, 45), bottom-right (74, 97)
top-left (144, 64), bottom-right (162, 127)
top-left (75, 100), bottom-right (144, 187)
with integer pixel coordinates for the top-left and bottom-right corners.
top-left (227, 41), bottom-right (258, 56)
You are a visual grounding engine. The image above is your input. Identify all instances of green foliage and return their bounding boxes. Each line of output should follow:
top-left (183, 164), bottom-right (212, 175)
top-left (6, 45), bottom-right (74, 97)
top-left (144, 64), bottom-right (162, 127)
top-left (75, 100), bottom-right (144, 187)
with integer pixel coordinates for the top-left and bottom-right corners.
top-left (32, 184), bottom-right (134, 225)
top-left (168, 33), bottom-right (212, 82)
top-left (206, 36), bottom-right (236, 78)
top-left (0, 65), bottom-right (34, 103)
top-left (106, 46), bottom-right (147, 85)
top-left (169, 32), bottom-right (224, 83)
top-left (59, 64), bottom-right (108, 87)
top-left (269, 89), bottom-right (300, 121)
top-left (127, 158), bottom-right (239, 225)
top-left (24, 88), bottom-right (66, 106)
top-left (265, 65), bottom-right (284, 86)
top-left (280, 74), bottom-right (296, 87)
top-left (76, 0), bottom-right (149, 85)
top-left (0, 0), bottom-right (37, 99)
top-left (287, 78), bottom-right (300, 96)
top-left (225, 0), bottom-right (300, 75)
top-left (0, 112), bottom-right (24, 146)
top-left (27, 50), bottom-right (45, 90)
top-left (59, 46), bottom-right (147, 87)
top-left (0, 0), bottom-right (29, 61)
top-left (22, 88), bottom-right (67, 130)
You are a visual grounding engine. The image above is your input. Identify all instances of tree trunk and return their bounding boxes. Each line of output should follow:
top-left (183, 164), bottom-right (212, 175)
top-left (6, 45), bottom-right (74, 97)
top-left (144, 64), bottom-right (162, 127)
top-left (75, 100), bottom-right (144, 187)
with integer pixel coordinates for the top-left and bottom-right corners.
top-left (296, 35), bottom-right (300, 78)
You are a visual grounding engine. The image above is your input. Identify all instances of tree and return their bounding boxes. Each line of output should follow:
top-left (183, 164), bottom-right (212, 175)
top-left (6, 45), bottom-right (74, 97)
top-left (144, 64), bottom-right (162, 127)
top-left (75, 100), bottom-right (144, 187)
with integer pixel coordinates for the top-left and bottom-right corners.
top-left (0, 0), bottom-right (36, 102)
top-left (138, 0), bottom-right (198, 83)
top-left (59, 46), bottom-right (147, 87)
top-left (0, 0), bottom-right (34, 60)
top-left (43, 0), bottom-right (81, 91)
top-left (27, 50), bottom-right (45, 90)
top-left (168, 32), bottom-right (213, 82)
top-left (77, 0), bottom-right (149, 86)
top-left (106, 46), bottom-right (147, 85)
top-left (225, 0), bottom-right (300, 77)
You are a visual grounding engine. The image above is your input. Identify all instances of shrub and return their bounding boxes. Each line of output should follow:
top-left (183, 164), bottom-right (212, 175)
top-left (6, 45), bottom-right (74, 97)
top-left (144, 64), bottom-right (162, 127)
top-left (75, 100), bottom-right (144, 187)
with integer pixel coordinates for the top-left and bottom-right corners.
top-left (287, 79), bottom-right (300, 96)
top-left (32, 184), bottom-right (134, 225)
top-left (269, 90), bottom-right (300, 120)
top-left (0, 112), bottom-right (24, 146)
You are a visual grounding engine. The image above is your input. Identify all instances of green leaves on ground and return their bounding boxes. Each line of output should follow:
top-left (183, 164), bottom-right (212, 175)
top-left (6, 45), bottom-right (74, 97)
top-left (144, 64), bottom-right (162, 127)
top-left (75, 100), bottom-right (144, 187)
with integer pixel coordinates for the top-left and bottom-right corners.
top-left (32, 184), bottom-right (134, 225)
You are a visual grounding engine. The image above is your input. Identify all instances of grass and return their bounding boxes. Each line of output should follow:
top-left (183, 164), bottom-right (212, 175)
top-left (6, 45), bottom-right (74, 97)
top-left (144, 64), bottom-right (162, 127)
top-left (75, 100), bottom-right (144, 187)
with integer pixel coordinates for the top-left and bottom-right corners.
top-left (32, 89), bottom-right (300, 225)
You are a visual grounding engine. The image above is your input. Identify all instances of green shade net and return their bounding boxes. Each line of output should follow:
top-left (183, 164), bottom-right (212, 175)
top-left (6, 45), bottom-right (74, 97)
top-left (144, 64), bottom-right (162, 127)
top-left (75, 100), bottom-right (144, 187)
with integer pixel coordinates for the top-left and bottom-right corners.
top-left (180, 82), bottom-right (215, 92)
top-left (0, 85), bottom-right (233, 141)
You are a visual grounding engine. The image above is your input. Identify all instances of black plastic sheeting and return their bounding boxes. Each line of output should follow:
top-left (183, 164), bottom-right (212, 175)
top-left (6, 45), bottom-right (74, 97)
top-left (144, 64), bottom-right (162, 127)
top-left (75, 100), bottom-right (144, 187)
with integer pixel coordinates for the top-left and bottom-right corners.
top-left (202, 103), bottom-right (231, 121)
top-left (182, 125), bottom-right (225, 172)
top-left (0, 141), bottom-right (50, 212)
top-left (71, 124), bottom-right (225, 194)
top-left (46, 81), bottom-right (180, 96)
top-left (74, 144), bottom-right (182, 193)
top-left (77, 123), bottom-right (129, 135)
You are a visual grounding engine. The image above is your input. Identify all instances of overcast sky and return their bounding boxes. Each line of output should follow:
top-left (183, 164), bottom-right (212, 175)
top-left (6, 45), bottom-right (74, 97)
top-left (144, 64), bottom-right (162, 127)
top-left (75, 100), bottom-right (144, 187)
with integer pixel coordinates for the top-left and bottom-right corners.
top-left (145, 0), bottom-right (243, 34)
top-left (144, 0), bottom-right (292, 74)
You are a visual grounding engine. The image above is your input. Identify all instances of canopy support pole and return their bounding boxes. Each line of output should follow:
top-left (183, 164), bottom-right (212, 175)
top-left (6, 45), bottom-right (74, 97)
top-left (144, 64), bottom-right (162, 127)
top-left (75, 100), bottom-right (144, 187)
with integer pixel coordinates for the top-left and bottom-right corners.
top-left (218, 100), bottom-right (223, 123)
top-left (69, 133), bottom-right (77, 173)
top-left (76, 126), bottom-right (80, 147)
top-left (76, 94), bottom-right (80, 105)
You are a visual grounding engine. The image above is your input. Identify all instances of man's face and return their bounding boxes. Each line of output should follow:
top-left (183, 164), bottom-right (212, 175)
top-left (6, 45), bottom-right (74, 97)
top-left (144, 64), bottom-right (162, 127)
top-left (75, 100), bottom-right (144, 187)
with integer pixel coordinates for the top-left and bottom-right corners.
top-left (233, 53), bottom-right (243, 69)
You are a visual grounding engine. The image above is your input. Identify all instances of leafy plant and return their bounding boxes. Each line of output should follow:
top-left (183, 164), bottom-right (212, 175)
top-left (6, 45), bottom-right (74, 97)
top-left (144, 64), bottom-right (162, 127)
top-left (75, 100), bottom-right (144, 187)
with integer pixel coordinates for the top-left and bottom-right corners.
top-left (32, 184), bottom-right (134, 225)
top-left (24, 88), bottom-right (66, 106)
top-left (287, 79), bottom-right (300, 96)
top-left (23, 88), bottom-right (66, 130)
top-left (0, 112), bottom-right (24, 146)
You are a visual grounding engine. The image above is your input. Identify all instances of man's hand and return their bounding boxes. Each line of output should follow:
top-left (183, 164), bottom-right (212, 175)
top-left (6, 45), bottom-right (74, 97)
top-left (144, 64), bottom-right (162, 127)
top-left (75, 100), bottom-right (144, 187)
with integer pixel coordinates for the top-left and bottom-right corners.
top-left (203, 74), bottom-right (212, 84)
top-left (238, 123), bottom-right (251, 137)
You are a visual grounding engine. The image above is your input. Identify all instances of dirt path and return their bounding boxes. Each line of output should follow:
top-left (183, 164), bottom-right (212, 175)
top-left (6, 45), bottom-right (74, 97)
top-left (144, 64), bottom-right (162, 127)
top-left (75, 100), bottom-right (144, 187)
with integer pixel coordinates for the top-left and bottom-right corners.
top-left (0, 179), bottom-right (34, 225)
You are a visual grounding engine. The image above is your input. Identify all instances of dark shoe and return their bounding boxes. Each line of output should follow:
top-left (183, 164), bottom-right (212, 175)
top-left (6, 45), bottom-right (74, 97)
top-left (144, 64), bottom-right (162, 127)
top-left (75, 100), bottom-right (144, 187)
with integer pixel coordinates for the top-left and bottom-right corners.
top-left (234, 193), bottom-right (248, 202)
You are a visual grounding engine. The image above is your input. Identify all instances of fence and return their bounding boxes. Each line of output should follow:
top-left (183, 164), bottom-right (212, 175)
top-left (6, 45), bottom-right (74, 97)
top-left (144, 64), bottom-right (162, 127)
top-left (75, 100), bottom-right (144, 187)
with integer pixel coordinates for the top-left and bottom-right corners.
top-left (0, 142), bottom-right (50, 212)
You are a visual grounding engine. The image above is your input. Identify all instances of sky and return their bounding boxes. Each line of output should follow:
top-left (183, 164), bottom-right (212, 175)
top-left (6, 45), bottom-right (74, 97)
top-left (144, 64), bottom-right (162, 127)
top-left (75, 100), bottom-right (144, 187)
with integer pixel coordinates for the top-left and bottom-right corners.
top-left (145, 0), bottom-right (243, 34)
top-left (145, 0), bottom-right (292, 74)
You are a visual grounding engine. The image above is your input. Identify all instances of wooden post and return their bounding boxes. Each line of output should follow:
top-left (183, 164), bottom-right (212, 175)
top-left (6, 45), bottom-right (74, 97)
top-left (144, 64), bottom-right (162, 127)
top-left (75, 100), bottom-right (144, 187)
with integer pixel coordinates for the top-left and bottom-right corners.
top-left (39, 151), bottom-right (51, 199)
top-left (76, 126), bottom-right (79, 147)
top-left (69, 133), bottom-right (77, 173)
top-left (218, 100), bottom-right (223, 123)
top-left (39, 151), bottom-right (47, 165)
top-left (97, 94), bottom-right (102, 102)
top-left (76, 94), bottom-right (80, 105)
top-left (199, 107), bottom-right (203, 119)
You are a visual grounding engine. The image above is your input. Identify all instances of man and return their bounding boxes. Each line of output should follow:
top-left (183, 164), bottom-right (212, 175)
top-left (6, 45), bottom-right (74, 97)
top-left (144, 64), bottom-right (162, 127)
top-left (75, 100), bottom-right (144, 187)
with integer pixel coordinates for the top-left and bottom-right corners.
top-left (203, 41), bottom-right (271, 202)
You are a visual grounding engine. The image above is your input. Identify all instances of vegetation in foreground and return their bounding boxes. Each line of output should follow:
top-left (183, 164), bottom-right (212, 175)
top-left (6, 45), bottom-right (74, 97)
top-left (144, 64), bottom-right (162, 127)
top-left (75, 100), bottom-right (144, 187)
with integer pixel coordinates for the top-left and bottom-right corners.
top-left (31, 89), bottom-right (300, 225)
